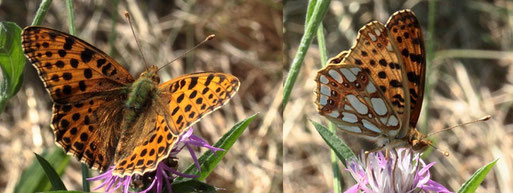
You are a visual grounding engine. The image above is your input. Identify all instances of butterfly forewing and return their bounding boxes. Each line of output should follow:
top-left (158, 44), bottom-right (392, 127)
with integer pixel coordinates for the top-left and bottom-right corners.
top-left (111, 72), bottom-right (240, 176)
top-left (315, 64), bottom-right (401, 138)
top-left (22, 26), bottom-right (139, 172)
top-left (22, 27), bottom-right (135, 104)
top-left (385, 10), bottom-right (426, 128)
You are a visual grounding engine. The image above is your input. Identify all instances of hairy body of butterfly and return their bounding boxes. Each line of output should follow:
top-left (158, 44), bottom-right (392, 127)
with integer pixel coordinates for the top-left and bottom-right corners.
top-left (21, 26), bottom-right (240, 177)
top-left (315, 10), bottom-right (430, 152)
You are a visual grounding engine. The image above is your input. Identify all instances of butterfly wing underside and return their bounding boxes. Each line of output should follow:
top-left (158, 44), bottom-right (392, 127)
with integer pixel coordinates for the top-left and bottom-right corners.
top-left (385, 10), bottom-right (426, 128)
top-left (315, 64), bottom-right (402, 141)
top-left (22, 26), bottom-right (135, 172)
top-left (339, 20), bottom-right (411, 137)
top-left (111, 72), bottom-right (240, 176)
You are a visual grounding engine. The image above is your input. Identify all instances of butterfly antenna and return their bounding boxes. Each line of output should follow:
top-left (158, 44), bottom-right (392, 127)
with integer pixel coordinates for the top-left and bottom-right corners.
top-left (124, 11), bottom-right (149, 67)
top-left (428, 144), bottom-right (450, 157)
top-left (157, 34), bottom-right (215, 71)
top-left (427, 115), bottom-right (491, 137)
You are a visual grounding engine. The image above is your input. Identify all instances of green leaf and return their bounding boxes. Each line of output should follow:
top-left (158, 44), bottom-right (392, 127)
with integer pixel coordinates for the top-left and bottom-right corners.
top-left (35, 153), bottom-right (68, 191)
top-left (310, 120), bottom-right (356, 167)
top-left (40, 191), bottom-right (84, 193)
top-left (176, 113), bottom-right (258, 182)
top-left (15, 148), bottom-right (70, 193)
top-left (0, 22), bottom-right (24, 113)
top-left (282, 0), bottom-right (330, 108)
top-left (457, 159), bottom-right (498, 193)
top-left (171, 179), bottom-right (217, 193)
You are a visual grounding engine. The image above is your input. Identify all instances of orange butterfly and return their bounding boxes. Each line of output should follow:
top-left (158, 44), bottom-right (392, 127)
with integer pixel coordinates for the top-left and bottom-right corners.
top-left (22, 26), bottom-right (239, 176)
top-left (314, 10), bottom-right (430, 152)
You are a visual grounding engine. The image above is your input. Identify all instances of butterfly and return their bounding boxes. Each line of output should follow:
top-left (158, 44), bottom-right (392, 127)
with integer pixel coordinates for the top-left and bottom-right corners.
top-left (314, 9), bottom-right (430, 152)
top-left (21, 26), bottom-right (240, 177)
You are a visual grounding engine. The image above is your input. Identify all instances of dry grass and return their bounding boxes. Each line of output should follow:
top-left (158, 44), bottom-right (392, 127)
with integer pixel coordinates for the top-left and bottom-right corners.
top-left (0, 0), bottom-right (282, 192)
top-left (284, 0), bottom-right (513, 192)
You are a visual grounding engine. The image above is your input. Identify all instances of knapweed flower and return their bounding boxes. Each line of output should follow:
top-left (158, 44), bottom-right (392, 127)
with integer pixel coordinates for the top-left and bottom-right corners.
top-left (344, 148), bottom-right (451, 193)
top-left (88, 127), bottom-right (224, 193)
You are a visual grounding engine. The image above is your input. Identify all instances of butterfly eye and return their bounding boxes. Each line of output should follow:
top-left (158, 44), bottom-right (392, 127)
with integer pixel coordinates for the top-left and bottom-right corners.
top-left (331, 90), bottom-right (338, 97)
top-left (330, 82), bottom-right (337, 87)
top-left (343, 83), bottom-right (349, 88)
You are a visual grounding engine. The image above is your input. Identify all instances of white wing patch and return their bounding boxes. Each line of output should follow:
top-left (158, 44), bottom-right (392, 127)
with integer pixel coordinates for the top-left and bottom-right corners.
top-left (315, 64), bottom-right (403, 139)
top-left (328, 69), bottom-right (343, 83)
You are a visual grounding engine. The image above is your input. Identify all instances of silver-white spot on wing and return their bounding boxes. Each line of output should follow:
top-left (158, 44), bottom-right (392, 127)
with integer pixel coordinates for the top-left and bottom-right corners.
top-left (338, 124), bottom-right (362, 133)
top-left (328, 69), bottom-right (343, 83)
top-left (386, 42), bottom-right (393, 51)
top-left (319, 75), bottom-right (329, 84)
top-left (371, 98), bottom-right (387, 116)
top-left (387, 115), bottom-right (399, 126)
top-left (374, 28), bottom-right (381, 36)
top-left (342, 112), bottom-right (358, 123)
top-left (369, 33), bottom-right (377, 41)
top-left (340, 68), bottom-right (356, 82)
top-left (347, 94), bottom-right (368, 115)
top-left (362, 119), bottom-right (381, 133)
top-left (328, 111), bottom-right (339, 118)
top-left (320, 95), bottom-right (329, 106)
top-left (320, 84), bottom-right (331, 96)
top-left (350, 67), bottom-right (361, 74)
top-left (379, 116), bottom-right (389, 125)
top-left (366, 81), bottom-right (376, 93)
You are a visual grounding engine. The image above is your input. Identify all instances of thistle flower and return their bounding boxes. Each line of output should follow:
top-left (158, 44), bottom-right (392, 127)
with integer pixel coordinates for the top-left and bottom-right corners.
top-left (344, 148), bottom-right (451, 193)
top-left (88, 127), bottom-right (223, 193)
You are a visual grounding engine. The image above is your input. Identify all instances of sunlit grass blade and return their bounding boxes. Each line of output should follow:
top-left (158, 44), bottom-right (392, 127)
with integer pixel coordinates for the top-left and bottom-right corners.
top-left (282, 0), bottom-right (330, 109)
top-left (457, 159), bottom-right (498, 193)
top-left (311, 120), bottom-right (356, 167)
top-left (176, 113), bottom-right (258, 182)
top-left (0, 22), bottom-right (24, 113)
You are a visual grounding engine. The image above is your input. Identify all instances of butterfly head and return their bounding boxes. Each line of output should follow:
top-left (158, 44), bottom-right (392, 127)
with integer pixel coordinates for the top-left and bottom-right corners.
top-left (407, 128), bottom-right (431, 152)
top-left (140, 65), bottom-right (160, 85)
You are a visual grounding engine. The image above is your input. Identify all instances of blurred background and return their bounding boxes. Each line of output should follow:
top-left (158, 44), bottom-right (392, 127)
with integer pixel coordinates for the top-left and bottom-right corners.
top-left (0, 0), bottom-right (282, 192)
top-left (284, 0), bottom-right (513, 192)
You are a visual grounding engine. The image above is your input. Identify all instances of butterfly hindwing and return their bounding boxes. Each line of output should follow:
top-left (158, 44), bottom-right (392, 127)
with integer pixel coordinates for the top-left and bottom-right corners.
top-left (315, 64), bottom-right (401, 138)
top-left (110, 72), bottom-right (240, 176)
top-left (158, 72), bottom-right (240, 135)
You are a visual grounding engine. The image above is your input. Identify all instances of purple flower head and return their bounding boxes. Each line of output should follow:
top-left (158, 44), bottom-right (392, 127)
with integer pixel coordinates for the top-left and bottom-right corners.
top-left (88, 127), bottom-right (224, 193)
top-left (344, 148), bottom-right (452, 193)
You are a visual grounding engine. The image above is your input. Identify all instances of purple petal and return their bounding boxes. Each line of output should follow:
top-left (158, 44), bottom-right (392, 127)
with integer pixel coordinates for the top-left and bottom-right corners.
top-left (421, 179), bottom-right (453, 193)
top-left (344, 184), bottom-right (360, 193)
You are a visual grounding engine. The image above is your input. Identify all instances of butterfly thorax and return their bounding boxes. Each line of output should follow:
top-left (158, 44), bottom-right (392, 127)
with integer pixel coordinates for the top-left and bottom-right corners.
top-left (123, 66), bottom-right (160, 127)
top-left (126, 66), bottom-right (160, 110)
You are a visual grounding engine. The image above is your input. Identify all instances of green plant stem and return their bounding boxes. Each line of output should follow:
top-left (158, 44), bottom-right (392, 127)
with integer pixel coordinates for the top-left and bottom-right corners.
top-left (31, 0), bottom-right (53, 26)
top-left (65, 0), bottom-right (76, 35)
top-left (109, 0), bottom-right (120, 56)
top-left (421, 1), bottom-right (436, 132)
top-left (282, 0), bottom-right (330, 109)
top-left (316, 23), bottom-right (341, 193)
